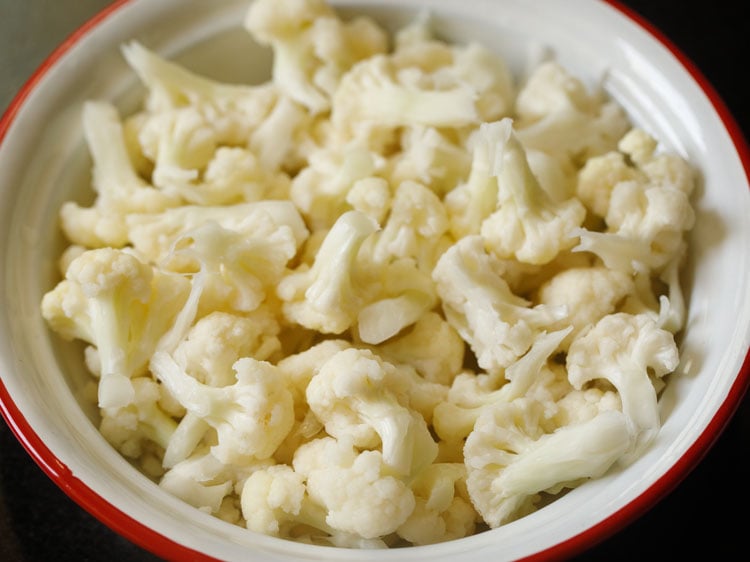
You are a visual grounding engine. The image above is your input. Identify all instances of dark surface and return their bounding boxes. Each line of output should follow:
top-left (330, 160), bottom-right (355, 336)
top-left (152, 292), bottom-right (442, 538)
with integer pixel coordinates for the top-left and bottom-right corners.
top-left (1, 1), bottom-right (748, 561)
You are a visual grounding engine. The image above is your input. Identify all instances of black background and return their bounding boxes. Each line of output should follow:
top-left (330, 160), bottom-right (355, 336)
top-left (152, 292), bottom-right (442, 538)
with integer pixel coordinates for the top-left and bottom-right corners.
top-left (1, 1), bottom-right (748, 561)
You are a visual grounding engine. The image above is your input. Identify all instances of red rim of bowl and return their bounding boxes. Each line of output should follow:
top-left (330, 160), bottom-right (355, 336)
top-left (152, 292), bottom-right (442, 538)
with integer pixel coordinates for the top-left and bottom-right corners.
top-left (1, 1), bottom-right (749, 561)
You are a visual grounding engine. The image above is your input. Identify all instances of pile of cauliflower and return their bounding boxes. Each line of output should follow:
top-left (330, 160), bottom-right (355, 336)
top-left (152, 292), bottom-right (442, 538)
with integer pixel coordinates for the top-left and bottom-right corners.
top-left (40, 0), bottom-right (696, 548)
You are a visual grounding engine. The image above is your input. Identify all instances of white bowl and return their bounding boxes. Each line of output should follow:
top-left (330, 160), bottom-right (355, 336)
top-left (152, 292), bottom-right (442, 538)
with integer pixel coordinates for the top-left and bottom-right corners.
top-left (1, 0), bottom-right (749, 560)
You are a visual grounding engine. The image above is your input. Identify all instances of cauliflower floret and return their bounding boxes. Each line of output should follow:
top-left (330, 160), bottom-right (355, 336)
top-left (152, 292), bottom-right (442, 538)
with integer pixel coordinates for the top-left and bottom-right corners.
top-left (576, 151), bottom-right (645, 219)
top-left (373, 311), bottom-right (465, 386)
top-left (289, 143), bottom-right (385, 231)
top-left (355, 257), bottom-right (438, 345)
top-left (605, 181), bottom-right (693, 261)
top-left (293, 437), bottom-right (416, 539)
top-left (566, 312), bottom-right (679, 461)
top-left (98, 376), bottom-right (178, 458)
top-left (331, 54), bottom-right (480, 147)
top-left (573, 128), bottom-right (696, 275)
top-left (478, 118), bottom-right (586, 265)
top-left (390, 29), bottom-right (515, 123)
top-left (160, 451), bottom-right (235, 514)
top-left (305, 348), bottom-right (439, 476)
top-left (366, 179), bottom-right (451, 272)
top-left (552, 387), bottom-right (623, 427)
top-left (276, 339), bottom-right (352, 414)
top-left (433, 236), bottom-right (567, 373)
top-left (464, 401), bottom-right (631, 527)
top-left (172, 309), bottom-right (281, 387)
top-left (277, 210), bottom-right (378, 334)
top-left (161, 448), bottom-right (271, 515)
top-left (40, 248), bottom-right (192, 408)
top-left (244, 0), bottom-right (388, 113)
top-left (533, 266), bottom-right (636, 348)
top-left (514, 60), bottom-right (631, 168)
top-left (60, 101), bottom-right (180, 248)
top-left (171, 146), bottom-right (291, 206)
top-left (150, 352), bottom-right (295, 464)
top-left (121, 40), bottom-right (277, 134)
top-left (240, 464), bottom-right (331, 538)
top-left (345, 176), bottom-right (392, 225)
top-left (432, 327), bottom-right (571, 441)
top-left (443, 121), bottom-right (504, 239)
top-left (396, 463), bottom-right (478, 545)
top-left (164, 220), bottom-right (300, 314)
top-left (386, 125), bottom-right (472, 197)
top-left (248, 95), bottom-right (311, 172)
top-left (136, 105), bottom-right (219, 191)
top-left (618, 127), bottom-right (695, 195)
top-left (126, 200), bottom-right (309, 264)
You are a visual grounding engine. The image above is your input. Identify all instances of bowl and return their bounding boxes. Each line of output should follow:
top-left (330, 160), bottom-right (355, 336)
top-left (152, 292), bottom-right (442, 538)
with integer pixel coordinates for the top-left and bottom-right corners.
top-left (1, 0), bottom-right (749, 560)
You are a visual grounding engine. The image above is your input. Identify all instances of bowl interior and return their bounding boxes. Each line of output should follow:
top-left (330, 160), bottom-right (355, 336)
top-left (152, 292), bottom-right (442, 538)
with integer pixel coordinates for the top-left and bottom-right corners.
top-left (1, 0), bottom-right (749, 560)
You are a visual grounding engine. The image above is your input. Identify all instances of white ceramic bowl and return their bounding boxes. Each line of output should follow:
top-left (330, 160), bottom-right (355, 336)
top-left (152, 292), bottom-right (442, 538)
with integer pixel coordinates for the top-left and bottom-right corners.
top-left (1, 1), bottom-right (749, 560)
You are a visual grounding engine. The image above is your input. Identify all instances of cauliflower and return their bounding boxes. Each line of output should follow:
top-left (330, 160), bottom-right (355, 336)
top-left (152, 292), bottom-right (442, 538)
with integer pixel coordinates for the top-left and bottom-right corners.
top-left (566, 312), bottom-right (679, 461)
top-left (433, 236), bottom-right (567, 372)
top-left (39, 0), bottom-right (698, 547)
top-left (135, 105), bottom-right (220, 191)
top-left (306, 348), bottom-right (439, 476)
top-left (355, 257), bottom-right (438, 345)
top-left (573, 128), bottom-right (696, 274)
top-left (121, 40), bottom-right (277, 133)
top-left (277, 210), bottom-right (378, 333)
top-left (618, 127), bottom-right (695, 195)
top-left (373, 311), bottom-right (465, 386)
top-left (552, 387), bottom-right (623, 428)
top-left (478, 118), bottom-right (586, 265)
top-left (172, 309), bottom-right (281, 387)
top-left (386, 125), bottom-right (472, 197)
top-left (331, 54), bottom-right (479, 145)
top-left (163, 219), bottom-right (300, 314)
top-left (367, 179), bottom-right (451, 272)
top-left (289, 143), bottom-right (385, 230)
top-left (329, 16), bottom-right (514, 147)
top-left (60, 101), bottom-right (180, 248)
top-left (41, 248), bottom-right (192, 408)
top-left (514, 60), bottom-right (631, 167)
top-left (98, 376), bottom-right (178, 458)
top-left (240, 464), bottom-right (326, 537)
top-left (276, 339), bottom-right (352, 413)
top-left (396, 463), bottom-right (478, 545)
top-left (443, 120), bottom-right (504, 239)
top-left (150, 352), bottom-right (295, 464)
top-left (166, 146), bottom-right (291, 206)
top-left (161, 448), bottom-right (270, 515)
top-left (464, 401), bottom-right (631, 527)
top-left (293, 437), bottom-right (416, 539)
top-left (244, 0), bottom-right (388, 114)
top-left (126, 200), bottom-right (309, 264)
top-left (576, 150), bottom-right (645, 219)
top-left (345, 176), bottom-right (392, 225)
top-left (533, 265), bottom-right (636, 348)
top-left (432, 327), bottom-right (571, 442)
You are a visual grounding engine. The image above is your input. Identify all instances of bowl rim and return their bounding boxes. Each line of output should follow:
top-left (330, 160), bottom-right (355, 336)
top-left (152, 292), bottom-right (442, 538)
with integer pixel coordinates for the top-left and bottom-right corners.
top-left (1, 0), bottom-right (749, 560)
